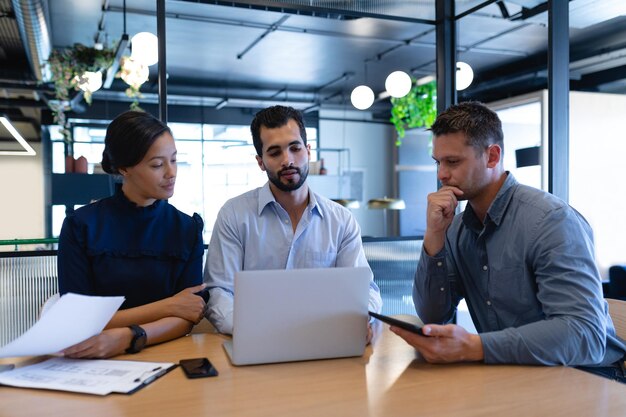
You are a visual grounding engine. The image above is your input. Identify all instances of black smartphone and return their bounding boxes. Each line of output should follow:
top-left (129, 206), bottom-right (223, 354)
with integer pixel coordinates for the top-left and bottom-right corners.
top-left (179, 357), bottom-right (218, 378)
top-left (369, 311), bottom-right (424, 335)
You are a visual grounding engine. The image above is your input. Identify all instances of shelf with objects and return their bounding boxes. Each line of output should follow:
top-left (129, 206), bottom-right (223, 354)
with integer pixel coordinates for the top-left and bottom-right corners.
top-left (43, 121), bottom-right (117, 237)
top-left (308, 147), bottom-right (362, 209)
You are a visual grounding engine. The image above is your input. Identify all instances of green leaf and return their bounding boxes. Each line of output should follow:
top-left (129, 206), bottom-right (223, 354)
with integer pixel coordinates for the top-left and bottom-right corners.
top-left (43, 43), bottom-right (116, 143)
top-left (389, 80), bottom-right (437, 146)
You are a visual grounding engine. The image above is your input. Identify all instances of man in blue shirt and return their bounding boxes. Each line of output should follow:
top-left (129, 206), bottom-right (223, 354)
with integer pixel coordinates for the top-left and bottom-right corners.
top-left (392, 102), bottom-right (626, 373)
top-left (204, 105), bottom-right (382, 334)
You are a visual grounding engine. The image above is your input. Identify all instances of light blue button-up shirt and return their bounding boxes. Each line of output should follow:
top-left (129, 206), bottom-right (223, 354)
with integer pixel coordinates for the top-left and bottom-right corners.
top-left (414, 173), bottom-right (626, 366)
top-left (204, 182), bottom-right (382, 334)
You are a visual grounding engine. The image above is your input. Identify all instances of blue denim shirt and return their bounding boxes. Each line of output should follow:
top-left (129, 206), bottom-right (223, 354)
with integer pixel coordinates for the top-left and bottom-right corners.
top-left (414, 173), bottom-right (626, 365)
top-left (204, 182), bottom-right (382, 334)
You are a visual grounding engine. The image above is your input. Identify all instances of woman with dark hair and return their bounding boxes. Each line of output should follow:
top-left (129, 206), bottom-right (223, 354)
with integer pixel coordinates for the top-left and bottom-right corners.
top-left (57, 110), bottom-right (206, 358)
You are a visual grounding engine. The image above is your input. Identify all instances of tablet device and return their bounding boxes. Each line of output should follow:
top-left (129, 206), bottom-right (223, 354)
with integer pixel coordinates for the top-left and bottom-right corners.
top-left (369, 311), bottom-right (424, 335)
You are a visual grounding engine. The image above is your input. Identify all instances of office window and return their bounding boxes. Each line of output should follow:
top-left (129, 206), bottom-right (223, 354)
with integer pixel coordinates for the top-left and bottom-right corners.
top-left (569, 92), bottom-right (626, 277)
top-left (50, 120), bottom-right (317, 243)
top-left (492, 91), bottom-right (626, 277)
top-left (496, 101), bottom-right (542, 190)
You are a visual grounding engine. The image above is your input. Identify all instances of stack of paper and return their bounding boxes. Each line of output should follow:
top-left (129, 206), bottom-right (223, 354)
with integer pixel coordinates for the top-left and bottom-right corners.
top-left (0, 293), bottom-right (124, 358)
top-left (0, 357), bottom-right (175, 395)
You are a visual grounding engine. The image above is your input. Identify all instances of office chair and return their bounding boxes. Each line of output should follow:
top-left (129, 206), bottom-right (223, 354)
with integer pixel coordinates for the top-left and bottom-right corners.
top-left (606, 298), bottom-right (626, 341)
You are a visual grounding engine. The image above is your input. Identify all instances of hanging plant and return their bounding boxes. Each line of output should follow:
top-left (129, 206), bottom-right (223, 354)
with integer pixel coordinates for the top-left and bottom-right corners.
top-left (44, 43), bottom-right (115, 143)
top-left (117, 56), bottom-right (149, 111)
top-left (390, 80), bottom-right (437, 146)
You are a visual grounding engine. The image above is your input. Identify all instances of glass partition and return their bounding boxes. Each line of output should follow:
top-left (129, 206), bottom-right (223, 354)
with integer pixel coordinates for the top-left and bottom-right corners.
top-left (50, 121), bottom-right (317, 243)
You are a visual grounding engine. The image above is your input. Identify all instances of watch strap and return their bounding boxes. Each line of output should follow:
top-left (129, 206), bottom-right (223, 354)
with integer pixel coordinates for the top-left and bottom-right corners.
top-left (126, 324), bottom-right (147, 354)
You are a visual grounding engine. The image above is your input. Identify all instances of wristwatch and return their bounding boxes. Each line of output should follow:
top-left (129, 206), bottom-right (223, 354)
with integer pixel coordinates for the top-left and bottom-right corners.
top-left (126, 324), bottom-right (147, 354)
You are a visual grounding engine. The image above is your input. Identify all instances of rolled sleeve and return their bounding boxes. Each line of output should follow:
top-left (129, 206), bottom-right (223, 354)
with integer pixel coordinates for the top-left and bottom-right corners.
top-left (206, 287), bottom-right (234, 334)
top-left (203, 203), bottom-right (242, 334)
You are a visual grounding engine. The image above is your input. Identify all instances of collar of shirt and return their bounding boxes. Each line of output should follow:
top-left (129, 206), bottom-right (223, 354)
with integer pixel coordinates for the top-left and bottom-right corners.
top-left (462, 172), bottom-right (518, 233)
top-left (256, 181), bottom-right (324, 219)
top-left (112, 183), bottom-right (164, 217)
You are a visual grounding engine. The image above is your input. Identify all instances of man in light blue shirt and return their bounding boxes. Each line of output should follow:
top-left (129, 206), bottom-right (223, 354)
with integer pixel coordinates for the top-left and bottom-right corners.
top-left (392, 102), bottom-right (626, 375)
top-left (204, 105), bottom-right (382, 334)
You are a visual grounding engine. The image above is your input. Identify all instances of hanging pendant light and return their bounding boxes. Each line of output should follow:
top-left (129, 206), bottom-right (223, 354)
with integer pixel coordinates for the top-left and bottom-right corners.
top-left (456, 61), bottom-right (474, 91)
top-left (131, 32), bottom-right (159, 66)
top-left (75, 71), bottom-right (103, 93)
top-left (385, 71), bottom-right (412, 98)
top-left (351, 85), bottom-right (374, 110)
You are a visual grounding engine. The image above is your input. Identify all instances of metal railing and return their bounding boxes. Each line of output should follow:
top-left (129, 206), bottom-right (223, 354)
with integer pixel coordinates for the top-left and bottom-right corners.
top-left (0, 238), bottom-right (59, 251)
top-left (0, 250), bottom-right (59, 346)
top-left (362, 236), bottom-right (423, 315)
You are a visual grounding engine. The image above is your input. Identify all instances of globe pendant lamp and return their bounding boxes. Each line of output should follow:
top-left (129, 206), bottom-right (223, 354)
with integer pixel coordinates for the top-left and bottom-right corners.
top-left (456, 61), bottom-right (474, 91)
top-left (75, 71), bottom-right (103, 93)
top-left (385, 71), bottom-right (412, 98)
top-left (131, 32), bottom-right (159, 66)
top-left (350, 85), bottom-right (374, 110)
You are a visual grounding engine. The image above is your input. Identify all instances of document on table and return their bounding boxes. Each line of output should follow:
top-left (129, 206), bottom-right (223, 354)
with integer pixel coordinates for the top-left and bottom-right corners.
top-left (0, 357), bottom-right (176, 395)
top-left (0, 293), bottom-right (124, 358)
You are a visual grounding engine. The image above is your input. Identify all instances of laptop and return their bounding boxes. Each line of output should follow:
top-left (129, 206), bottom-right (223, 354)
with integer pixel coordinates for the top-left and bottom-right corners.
top-left (223, 266), bottom-right (371, 365)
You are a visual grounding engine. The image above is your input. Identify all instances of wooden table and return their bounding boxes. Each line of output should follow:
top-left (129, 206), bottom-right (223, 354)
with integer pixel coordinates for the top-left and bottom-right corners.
top-left (1, 321), bottom-right (625, 417)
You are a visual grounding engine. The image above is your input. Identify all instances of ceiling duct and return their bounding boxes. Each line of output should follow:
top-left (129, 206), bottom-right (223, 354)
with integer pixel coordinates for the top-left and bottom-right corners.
top-left (11, 0), bottom-right (52, 81)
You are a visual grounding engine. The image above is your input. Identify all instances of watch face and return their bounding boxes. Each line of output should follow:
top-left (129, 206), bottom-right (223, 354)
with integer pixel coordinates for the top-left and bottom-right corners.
top-left (134, 330), bottom-right (147, 351)
top-left (128, 325), bottom-right (147, 353)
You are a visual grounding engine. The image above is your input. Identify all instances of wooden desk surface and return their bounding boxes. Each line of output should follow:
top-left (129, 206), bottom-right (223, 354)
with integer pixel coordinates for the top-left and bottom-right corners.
top-left (1, 322), bottom-right (625, 417)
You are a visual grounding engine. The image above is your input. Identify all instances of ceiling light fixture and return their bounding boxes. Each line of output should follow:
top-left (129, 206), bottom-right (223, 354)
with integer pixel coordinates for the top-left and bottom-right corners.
top-left (0, 116), bottom-right (36, 156)
top-left (74, 71), bottom-right (103, 94)
top-left (385, 71), bottom-right (412, 98)
top-left (350, 85), bottom-right (374, 110)
top-left (131, 32), bottom-right (159, 66)
top-left (456, 61), bottom-right (474, 91)
top-left (215, 98), bottom-right (228, 110)
top-left (104, 0), bottom-right (130, 89)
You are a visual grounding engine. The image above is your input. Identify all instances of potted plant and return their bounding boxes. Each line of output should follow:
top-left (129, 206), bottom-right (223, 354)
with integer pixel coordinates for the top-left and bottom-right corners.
top-left (45, 43), bottom-right (115, 142)
top-left (389, 80), bottom-right (436, 146)
top-left (117, 56), bottom-right (149, 111)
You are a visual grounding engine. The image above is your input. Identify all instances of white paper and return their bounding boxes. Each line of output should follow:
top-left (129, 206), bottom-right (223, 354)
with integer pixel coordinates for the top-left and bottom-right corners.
top-left (0, 293), bottom-right (124, 358)
top-left (0, 357), bottom-right (174, 395)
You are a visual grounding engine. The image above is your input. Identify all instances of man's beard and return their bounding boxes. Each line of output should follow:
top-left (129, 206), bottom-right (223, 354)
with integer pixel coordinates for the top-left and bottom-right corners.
top-left (267, 164), bottom-right (308, 192)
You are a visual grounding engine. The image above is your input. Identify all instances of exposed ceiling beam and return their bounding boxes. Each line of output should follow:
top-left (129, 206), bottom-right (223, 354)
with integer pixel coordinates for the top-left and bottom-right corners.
top-left (573, 64), bottom-right (626, 90)
top-left (190, 0), bottom-right (437, 25)
top-left (466, 26), bottom-right (626, 99)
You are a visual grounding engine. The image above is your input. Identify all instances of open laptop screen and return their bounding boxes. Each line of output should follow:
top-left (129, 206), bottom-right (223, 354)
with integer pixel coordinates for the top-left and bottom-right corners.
top-left (225, 266), bottom-right (370, 365)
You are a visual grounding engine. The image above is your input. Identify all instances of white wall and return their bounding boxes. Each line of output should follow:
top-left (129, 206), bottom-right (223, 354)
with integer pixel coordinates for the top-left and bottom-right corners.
top-left (0, 143), bottom-right (45, 241)
top-left (569, 91), bottom-right (626, 277)
top-left (318, 111), bottom-right (394, 237)
top-left (492, 90), bottom-right (626, 278)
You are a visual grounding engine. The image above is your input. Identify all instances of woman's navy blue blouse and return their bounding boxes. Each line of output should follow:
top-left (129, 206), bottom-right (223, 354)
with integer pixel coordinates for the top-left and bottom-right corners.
top-left (58, 187), bottom-right (204, 310)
